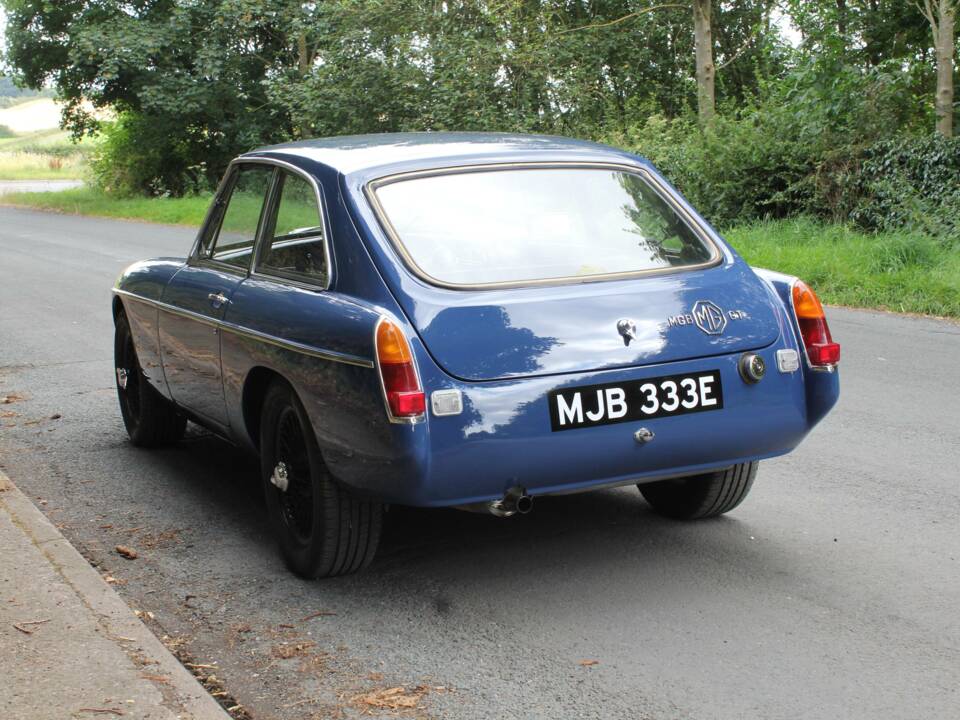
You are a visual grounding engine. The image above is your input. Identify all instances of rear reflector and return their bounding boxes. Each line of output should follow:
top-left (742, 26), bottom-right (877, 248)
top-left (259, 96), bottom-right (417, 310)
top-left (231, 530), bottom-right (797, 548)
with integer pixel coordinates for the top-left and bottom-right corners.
top-left (375, 319), bottom-right (425, 420)
top-left (792, 280), bottom-right (840, 367)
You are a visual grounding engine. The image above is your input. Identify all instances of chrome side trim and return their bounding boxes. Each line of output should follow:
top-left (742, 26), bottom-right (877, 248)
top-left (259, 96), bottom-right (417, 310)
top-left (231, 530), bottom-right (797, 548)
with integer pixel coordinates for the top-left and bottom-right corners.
top-left (218, 320), bottom-right (373, 368)
top-left (113, 289), bottom-right (374, 369)
top-left (364, 161), bottom-right (724, 291)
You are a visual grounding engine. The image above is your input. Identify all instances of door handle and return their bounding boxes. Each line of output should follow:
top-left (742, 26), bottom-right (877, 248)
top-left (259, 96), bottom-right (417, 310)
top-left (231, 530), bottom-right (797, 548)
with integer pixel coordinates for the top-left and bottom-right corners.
top-left (208, 292), bottom-right (231, 308)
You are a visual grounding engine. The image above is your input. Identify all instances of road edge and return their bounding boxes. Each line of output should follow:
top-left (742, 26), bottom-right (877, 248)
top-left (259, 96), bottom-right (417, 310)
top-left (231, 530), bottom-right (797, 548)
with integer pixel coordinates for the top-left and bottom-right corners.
top-left (0, 469), bottom-right (232, 720)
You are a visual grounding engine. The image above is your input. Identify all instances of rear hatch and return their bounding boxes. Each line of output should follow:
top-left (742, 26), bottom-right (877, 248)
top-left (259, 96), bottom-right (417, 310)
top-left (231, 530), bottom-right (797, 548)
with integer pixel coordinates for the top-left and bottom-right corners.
top-left (394, 261), bottom-right (781, 382)
top-left (359, 161), bottom-right (781, 381)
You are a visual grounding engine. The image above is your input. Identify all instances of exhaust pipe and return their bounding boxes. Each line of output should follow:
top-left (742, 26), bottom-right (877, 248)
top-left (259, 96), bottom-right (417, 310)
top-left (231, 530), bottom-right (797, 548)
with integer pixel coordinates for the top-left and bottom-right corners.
top-left (488, 486), bottom-right (533, 518)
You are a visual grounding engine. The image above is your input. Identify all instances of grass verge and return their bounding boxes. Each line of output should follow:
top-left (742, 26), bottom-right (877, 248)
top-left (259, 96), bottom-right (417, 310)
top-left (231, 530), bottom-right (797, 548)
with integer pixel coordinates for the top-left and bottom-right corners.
top-left (2, 190), bottom-right (957, 317)
top-left (727, 218), bottom-right (960, 318)
top-left (0, 187), bottom-right (211, 225)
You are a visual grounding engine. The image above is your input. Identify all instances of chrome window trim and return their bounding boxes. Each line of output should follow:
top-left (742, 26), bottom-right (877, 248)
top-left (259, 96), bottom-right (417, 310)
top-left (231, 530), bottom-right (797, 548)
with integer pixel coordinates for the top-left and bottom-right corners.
top-left (113, 289), bottom-right (373, 368)
top-left (364, 161), bottom-right (724, 291)
top-left (189, 157), bottom-right (333, 290)
top-left (195, 163), bottom-right (276, 273)
top-left (241, 157), bottom-right (333, 290)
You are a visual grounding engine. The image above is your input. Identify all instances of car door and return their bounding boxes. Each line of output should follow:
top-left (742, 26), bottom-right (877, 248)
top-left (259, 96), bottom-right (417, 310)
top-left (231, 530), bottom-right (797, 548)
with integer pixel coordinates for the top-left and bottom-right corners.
top-left (159, 162), bottom-right (275, 428)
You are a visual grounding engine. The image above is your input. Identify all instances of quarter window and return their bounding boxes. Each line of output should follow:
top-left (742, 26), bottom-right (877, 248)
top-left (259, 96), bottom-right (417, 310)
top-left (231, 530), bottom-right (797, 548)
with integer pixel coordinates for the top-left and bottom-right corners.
top-left (257, 171), bottom-right (327, 285)
top-left (205, 165), bottom-right (274, 269)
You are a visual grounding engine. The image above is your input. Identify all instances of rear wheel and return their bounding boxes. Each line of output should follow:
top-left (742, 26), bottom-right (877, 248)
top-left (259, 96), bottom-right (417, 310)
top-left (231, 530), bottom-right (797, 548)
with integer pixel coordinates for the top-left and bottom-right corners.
top-left (639, 462), bottom-right (757, 520)
top-left (259, 380), bottom-right (382, 578)
top-left (114, 311), bottom-right (186, 447)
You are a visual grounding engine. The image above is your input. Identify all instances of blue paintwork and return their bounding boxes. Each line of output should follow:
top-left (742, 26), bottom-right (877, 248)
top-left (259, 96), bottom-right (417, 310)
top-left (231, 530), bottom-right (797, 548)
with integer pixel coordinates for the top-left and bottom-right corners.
top-left (114, 133), bottom-right (840, 507)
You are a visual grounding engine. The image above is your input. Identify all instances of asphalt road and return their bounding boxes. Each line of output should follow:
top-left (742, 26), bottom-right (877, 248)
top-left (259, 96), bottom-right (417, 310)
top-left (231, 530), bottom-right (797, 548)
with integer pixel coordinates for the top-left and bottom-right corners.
top-left (1, 206), bottom-right (958, 720)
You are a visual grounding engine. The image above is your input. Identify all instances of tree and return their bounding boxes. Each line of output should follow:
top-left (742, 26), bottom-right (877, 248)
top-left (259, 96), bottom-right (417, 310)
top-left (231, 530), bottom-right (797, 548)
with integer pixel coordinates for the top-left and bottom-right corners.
top-left (918, 0), bottom-right (957, 136)
top-left (1, 0), bottom-right (298, 193)
top-left (693, 0), bottom-right (716, 126)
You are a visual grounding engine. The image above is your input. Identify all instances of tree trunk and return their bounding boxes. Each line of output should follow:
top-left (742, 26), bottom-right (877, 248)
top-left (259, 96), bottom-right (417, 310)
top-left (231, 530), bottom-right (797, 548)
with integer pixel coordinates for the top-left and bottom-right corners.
top-left (934, 1), bottom-right (955, 136)
top-left (921, 0), bottom-right (956, 137)
top-left (693, 0), bottom-right (715, 128)
top-left (297, 33), bottom-right (312, 139)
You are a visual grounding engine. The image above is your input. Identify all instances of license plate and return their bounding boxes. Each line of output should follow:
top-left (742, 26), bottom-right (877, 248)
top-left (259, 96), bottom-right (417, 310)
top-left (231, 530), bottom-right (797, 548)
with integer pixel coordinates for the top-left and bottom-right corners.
top-left (548, 370), bottom-right (723, 432)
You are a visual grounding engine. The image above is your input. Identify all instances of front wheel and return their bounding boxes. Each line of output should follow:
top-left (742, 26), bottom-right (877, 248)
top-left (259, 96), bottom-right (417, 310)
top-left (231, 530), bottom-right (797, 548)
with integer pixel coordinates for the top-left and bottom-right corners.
top-left (259, 380), bottom-right (383, 578)
top-left (638, 462), bottom-right (757, 520)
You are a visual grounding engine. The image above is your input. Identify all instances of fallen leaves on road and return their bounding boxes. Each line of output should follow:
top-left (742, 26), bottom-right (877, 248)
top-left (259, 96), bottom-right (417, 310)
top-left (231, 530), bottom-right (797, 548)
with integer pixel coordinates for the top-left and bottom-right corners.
top-left (351, 685), bottom-right (429, 713)
top-left (12, 618), bottom-right (51, 635)
top-left (578, 659), bottom-right (600, 667)
top-left (140, 673), bottom-right (170, 684)
top-left (271, 641), bottom-right (316, 659)
top-left (115, 545), bottom-right (138, 560)
top-left (76, 709), bottom-right (124, 716)
top-left (0, 393), bottom-right (24, 404)
top-left (164, 637), bottom-right (252, 720)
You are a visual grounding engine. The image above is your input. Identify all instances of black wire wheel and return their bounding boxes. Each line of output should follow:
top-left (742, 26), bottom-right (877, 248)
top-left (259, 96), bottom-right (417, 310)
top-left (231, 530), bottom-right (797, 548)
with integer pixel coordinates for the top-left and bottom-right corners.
top-left (638, 462), bottom-right (758, 520)
top-left (259, 379), bottom-right (383, 578)
top-left (114, 310), bottom-right (186, 447)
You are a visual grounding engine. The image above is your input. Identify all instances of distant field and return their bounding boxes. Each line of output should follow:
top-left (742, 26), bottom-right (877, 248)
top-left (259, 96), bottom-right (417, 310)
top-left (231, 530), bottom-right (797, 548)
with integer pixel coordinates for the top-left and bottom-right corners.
top-left (0, 98), bottom-right (62, 133)
top-left (0, 106), bottom-right (93, 181)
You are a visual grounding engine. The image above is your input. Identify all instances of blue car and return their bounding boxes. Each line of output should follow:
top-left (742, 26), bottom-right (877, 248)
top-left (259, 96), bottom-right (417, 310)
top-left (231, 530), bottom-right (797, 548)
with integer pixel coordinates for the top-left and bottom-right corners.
top-left (113, 133), bottom-right (840, 578)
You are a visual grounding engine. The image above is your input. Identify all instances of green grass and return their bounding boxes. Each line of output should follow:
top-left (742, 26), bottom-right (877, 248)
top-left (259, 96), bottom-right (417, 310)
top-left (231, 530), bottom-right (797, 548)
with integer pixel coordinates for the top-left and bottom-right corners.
top-left (0, 186), bottom-right (212, 225)
top-left (2, 189), bottom-right (957, 317)
top-left (726, 218), bottom-right (960, 318)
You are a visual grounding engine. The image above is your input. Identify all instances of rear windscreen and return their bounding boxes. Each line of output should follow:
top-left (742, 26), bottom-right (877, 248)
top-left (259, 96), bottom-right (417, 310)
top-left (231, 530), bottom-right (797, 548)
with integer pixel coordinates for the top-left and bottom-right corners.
top-left (371, 167), bottom-right (718, 287)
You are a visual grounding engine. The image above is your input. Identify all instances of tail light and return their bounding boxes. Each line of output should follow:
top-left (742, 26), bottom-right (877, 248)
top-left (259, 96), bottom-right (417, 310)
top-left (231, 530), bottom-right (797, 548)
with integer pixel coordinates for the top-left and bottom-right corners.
top-left (792, 280), bottom-right (840, 367)
top-left (375, 318), bottom-right (425, 421)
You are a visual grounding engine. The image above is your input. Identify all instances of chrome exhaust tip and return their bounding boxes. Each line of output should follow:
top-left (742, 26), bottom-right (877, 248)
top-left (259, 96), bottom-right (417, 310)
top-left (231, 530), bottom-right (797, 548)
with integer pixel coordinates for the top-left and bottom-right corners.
top-left (488, 486), bottom-right (532, 517)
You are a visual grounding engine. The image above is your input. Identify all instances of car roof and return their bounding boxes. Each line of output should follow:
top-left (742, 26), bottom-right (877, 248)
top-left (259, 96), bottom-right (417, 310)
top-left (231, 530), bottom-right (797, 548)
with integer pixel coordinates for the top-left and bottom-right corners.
top-left (242, 132), bottom-right (646, 178)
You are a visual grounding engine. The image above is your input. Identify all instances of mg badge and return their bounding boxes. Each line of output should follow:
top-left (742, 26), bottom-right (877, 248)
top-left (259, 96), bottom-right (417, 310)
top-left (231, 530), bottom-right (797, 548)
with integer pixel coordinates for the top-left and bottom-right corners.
top-left (616, 318), bottom-right (638, 346)
top-left (691, 300), bottom-right (727, 335)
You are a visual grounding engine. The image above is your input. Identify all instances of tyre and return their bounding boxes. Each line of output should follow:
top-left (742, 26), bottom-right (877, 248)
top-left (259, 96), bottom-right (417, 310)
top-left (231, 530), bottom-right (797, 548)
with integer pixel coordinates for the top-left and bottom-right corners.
top-left (259, 379), bottom-right (382, 578)
top-left (638, 462), bottom-right (757, 520)
top-left (114, 311), bottom-right (186, 447)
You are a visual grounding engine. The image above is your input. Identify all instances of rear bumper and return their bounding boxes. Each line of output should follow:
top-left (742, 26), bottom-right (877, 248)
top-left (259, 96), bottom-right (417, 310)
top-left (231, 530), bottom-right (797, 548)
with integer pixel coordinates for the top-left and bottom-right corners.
top-left (329, 330), bottom-right (838, 507)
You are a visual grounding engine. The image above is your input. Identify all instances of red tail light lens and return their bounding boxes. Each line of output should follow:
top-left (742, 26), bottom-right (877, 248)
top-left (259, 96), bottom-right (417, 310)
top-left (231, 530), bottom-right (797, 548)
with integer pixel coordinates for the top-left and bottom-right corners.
top-left (375, 319), bottom-right (425, 419)
top-left (792, 280), bottom-right (840, 367)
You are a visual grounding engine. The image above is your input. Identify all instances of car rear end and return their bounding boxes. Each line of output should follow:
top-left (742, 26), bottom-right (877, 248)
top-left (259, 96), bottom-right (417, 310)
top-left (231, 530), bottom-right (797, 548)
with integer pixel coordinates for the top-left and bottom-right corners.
top-left (341, 152), bottom-right (840, 508)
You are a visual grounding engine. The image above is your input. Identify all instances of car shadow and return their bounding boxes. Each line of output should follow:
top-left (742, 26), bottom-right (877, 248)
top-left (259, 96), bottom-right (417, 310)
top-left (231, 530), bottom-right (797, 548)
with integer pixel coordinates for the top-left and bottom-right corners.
top-left (136, 424), bottom-right (777, 602)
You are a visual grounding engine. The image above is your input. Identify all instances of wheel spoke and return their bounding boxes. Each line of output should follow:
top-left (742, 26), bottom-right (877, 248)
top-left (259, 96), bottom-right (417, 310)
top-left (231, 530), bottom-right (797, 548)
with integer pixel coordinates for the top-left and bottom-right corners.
top-left (273, 407), bottom-right (314, 542)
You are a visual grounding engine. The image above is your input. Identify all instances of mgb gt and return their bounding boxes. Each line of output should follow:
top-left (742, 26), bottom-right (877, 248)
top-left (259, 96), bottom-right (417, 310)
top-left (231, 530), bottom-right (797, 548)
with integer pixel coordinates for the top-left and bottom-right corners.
top-left (113, 133), bottom-right (840, 578)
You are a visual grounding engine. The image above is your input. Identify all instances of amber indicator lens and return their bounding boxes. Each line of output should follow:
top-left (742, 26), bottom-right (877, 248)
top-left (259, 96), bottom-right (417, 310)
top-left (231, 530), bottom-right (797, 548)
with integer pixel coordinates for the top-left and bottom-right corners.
top-left (792, 280), bottom-right (840, 366)
top-left (376, 320), bottom-right (425, 418)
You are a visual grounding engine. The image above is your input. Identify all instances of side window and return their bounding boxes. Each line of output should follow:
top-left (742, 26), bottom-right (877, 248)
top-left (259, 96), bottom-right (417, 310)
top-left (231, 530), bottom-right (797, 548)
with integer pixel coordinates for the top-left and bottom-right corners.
top-left (257, 171), bottom-right (327, 285)
top-left (204, 165), bottom-right (274, 269)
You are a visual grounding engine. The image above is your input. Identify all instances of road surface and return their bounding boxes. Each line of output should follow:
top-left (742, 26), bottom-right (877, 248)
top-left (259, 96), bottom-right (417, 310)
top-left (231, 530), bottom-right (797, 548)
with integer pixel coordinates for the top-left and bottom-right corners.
top-left (1, 207), bottom-right (957, 719)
